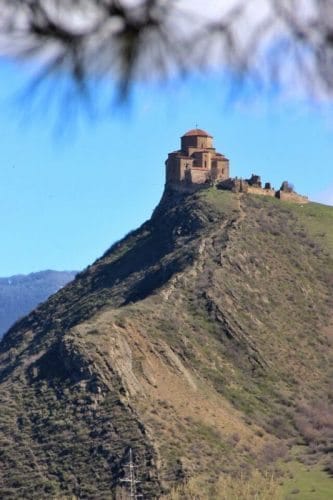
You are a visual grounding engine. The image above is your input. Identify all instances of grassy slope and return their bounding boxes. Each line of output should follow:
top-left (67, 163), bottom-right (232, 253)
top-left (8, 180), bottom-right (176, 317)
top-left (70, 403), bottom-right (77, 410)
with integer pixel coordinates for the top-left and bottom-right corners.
top-left (0, 189), bottom-right (332, 498)
top-left (278, 460), bottom-right (332, 500)
top-left (200, 193), bottom-right (333, 499)
top-left (104, 190), bottom-right (333, 495)
top-left (291, 201), bottom-right (333, 256)
top-left (198, 191), bottom-right (333, 410)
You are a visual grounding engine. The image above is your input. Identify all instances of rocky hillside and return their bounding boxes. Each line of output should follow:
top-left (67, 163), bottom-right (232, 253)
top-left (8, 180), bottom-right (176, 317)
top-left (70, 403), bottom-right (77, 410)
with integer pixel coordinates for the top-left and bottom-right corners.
top-left (0, 189), bottom-right (332, 499)
top-left (0, 271), bottom-right (77, 338)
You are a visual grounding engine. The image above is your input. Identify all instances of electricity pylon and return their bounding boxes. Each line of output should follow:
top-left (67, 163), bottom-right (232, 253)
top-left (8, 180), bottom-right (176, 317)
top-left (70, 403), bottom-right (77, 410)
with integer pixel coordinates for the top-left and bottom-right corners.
top-left (120, 448), bottom-right (142, 500)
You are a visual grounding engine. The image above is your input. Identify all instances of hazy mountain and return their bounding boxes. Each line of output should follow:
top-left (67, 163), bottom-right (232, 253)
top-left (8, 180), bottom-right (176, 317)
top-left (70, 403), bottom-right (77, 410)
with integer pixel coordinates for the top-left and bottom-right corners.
top-left (0, 270), bottom-right (77, 338)
top-left (0, 189), bottom-right (332, 498)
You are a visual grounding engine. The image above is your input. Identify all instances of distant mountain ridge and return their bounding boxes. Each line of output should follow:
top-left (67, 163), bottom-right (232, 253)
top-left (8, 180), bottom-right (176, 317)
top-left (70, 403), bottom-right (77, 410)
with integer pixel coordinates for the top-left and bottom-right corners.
top-left (0, 270), bottom-right (77, 337)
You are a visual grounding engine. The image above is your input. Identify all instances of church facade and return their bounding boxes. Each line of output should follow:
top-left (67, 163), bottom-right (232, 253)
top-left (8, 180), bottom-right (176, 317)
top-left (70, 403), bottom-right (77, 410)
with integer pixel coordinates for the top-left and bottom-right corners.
top-left (165, 129), bottom-right (230, 188)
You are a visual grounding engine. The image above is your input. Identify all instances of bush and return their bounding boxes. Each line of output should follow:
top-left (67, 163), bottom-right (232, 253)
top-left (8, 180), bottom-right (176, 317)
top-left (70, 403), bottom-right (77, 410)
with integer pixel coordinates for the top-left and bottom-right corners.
top-left (259, 442), bottom-right (288, 466)
top-left (294, 400), bottom-right (333, 456)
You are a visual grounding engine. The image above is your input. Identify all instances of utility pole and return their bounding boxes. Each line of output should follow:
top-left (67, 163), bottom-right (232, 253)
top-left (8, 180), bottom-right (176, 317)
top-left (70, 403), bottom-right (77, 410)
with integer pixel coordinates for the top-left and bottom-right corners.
top-left (120, 448), bottom-right (142, 500)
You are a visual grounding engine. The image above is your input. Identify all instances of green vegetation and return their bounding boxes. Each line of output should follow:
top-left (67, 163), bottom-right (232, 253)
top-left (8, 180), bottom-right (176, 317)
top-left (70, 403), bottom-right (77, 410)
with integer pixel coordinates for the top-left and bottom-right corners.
top-left (165, 470), bottom-right (279, 499)
top-left (291, 201), bottom-right (333, 257)
top-left (200, 188), bottom-right (239, 215)
top-left (278, 461), bottom-right (333, 500)
top-left (0, 188), bottom-right (332, 497)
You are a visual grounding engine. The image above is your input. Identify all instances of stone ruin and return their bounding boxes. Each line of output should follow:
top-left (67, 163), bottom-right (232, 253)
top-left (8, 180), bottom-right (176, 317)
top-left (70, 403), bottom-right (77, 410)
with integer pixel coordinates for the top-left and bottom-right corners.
top-left (217, 175), bottom-right (309, 204)
top-left (165, 129), bottom-right (309, 204)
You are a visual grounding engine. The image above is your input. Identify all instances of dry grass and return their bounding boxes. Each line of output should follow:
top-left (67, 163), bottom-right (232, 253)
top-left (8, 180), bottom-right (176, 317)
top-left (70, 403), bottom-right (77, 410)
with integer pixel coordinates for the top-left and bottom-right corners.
top-left (164, 470), bottom-right (279, 499)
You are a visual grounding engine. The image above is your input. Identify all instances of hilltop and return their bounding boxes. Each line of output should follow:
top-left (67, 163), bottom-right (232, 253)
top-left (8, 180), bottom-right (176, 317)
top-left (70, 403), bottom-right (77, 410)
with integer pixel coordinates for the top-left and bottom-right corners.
top-left (0, 189), bottom-right (332, 498)
top-left (0, 270), bottom-right (77, 338)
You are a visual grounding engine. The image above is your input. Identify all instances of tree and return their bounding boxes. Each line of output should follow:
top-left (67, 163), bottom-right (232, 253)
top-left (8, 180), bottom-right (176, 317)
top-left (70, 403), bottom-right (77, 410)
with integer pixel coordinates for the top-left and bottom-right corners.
top-left (0, 0), bottom-right (332, 103)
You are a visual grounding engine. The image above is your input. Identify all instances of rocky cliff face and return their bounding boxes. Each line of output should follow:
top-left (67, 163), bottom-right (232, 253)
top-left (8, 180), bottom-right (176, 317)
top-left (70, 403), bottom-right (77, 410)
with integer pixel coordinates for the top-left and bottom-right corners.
top-left (0, 270), bottom-right (77, 338)
top-left (0, 189), bottom-right (332, 498)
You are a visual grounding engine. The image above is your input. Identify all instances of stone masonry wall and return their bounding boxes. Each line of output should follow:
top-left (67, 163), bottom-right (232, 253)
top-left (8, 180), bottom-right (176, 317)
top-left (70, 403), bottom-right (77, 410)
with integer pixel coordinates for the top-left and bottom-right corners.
top-left (190, 169), bottom-right (209, 184)
top-left (276, 191), bottom-right (309, 204)
top-left (247, 186), bottom-right (276, 197)
top-left (218, 177), bottom-right (309, 204)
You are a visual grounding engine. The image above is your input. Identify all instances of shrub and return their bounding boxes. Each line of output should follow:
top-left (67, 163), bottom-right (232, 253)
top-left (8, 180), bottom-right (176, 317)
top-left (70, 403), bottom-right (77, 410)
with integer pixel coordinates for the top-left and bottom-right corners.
top-left (293, 400), bottom-right (333, 458)
top-left (259, 442), bottom-right (288, 466)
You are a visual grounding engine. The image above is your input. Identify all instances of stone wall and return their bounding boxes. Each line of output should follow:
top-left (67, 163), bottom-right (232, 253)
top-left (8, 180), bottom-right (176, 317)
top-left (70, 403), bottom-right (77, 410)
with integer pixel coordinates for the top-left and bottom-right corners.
top-left (218, 177), bottom-right (309, 204)
top-left (247, 186), bottom-right (276, 197)
top-left (190, 169), bottom-right (209, 184)
top-left (276, 191), bottom-right (309, 204)
top-left (181, 135), bottom-right (213, 152)
top-left (165, 181), bottom-right (208, 194)
top-left (217, 178), bottom-right (248, 193)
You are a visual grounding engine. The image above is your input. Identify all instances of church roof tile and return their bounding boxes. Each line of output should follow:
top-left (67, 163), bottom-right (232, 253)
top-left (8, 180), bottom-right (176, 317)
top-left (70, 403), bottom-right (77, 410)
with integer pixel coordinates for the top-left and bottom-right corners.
top-left (182, 128), bottom-right (213, 138)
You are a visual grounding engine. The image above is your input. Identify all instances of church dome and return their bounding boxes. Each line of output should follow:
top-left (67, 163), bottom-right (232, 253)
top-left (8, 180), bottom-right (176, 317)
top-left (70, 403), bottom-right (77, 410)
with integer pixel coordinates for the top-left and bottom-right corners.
top-left (182, 128), bottom-right (212, 138)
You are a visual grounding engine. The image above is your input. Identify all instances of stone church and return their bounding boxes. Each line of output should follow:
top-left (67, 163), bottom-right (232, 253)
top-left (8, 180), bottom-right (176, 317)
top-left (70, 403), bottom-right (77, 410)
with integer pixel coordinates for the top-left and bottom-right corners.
top-left (165, 129), bottom-right (230, 188)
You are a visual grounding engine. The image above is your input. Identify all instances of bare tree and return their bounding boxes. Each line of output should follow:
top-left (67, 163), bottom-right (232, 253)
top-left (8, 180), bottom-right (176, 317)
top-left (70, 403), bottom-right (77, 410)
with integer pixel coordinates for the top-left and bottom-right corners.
top-left (0, 0), bottom-right (332, 102)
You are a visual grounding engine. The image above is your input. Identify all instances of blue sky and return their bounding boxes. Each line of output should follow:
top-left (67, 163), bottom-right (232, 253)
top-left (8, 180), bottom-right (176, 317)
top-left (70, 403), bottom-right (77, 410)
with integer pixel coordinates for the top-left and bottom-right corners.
top-left (0, 61), bottom-right (332, 276)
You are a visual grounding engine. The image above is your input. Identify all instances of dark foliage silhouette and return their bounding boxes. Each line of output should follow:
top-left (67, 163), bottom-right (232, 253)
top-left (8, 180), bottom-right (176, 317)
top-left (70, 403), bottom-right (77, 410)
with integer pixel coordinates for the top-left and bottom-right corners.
top-left (0, 0), bottom-right (332, 102)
